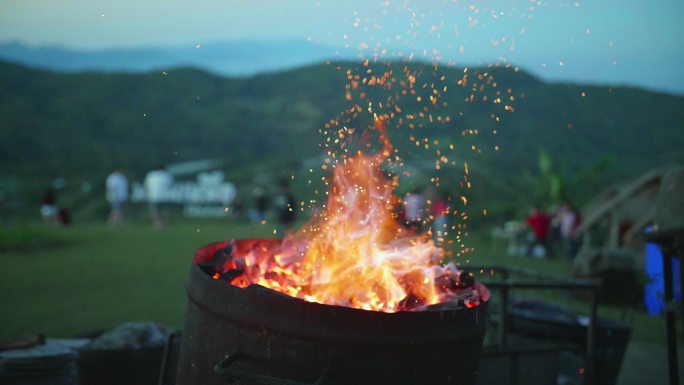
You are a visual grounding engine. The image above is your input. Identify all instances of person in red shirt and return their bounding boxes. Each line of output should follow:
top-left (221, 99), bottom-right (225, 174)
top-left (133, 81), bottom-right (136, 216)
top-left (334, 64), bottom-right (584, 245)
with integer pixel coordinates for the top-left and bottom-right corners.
top-left (526, 205), bottom-right (551, 258)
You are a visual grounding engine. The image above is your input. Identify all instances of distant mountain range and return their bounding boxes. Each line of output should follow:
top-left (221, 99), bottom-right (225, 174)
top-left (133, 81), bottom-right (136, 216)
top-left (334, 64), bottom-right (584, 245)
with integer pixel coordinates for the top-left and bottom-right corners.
top-left (0, 40), bottom-right (351, 76)
top-left (3, 40), bottom-right (683, 96)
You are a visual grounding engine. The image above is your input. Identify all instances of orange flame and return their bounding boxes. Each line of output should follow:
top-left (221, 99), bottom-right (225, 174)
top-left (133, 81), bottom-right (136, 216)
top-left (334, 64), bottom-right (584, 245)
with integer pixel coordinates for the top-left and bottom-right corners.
top-left (224, 119), bottom-right (485, 312)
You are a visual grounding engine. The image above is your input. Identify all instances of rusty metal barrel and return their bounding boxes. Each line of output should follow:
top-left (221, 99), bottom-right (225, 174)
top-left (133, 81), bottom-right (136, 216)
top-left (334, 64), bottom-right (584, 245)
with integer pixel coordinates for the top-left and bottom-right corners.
top-left (176, 241), bottom-right (489, 385)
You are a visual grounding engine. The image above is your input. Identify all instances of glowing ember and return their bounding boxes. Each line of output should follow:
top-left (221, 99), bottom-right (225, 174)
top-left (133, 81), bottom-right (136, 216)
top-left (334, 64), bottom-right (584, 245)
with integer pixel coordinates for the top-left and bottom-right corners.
top-left (204, 119), bottom-right (488, 313)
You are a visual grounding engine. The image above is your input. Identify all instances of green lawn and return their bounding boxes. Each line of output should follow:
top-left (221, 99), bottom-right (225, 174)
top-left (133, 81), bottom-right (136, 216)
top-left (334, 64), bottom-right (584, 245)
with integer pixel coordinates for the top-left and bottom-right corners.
top-left (0, 220), bottom-right (673, 349)
top-left (0, 220), bottom-right (274, 342)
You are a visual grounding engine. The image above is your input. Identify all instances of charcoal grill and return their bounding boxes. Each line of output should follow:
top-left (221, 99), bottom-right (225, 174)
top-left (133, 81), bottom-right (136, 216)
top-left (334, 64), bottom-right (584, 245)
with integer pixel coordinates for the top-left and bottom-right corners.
top-left (176, 241), bottom-right (489, 385)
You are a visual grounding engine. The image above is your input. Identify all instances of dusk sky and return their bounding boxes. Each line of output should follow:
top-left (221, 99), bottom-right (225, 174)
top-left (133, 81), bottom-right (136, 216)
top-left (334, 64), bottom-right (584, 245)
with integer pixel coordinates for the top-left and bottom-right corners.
top-left (1, 0), bottom-right (683, 94)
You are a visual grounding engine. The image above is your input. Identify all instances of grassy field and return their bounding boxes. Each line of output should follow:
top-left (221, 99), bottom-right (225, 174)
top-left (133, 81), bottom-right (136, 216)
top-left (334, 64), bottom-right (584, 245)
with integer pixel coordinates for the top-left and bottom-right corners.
top-left (0, 220), bottom-right (674, 343)
top-left (0, 220), bottom-right (273, 341)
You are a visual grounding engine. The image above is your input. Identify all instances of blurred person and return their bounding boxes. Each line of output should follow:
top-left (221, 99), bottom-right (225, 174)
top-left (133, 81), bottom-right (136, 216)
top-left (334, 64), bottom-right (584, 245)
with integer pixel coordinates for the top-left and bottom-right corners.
top-left (105, 167), bottom-right (128, 226)
top-left (555, 201), bottom-right (581, 258)
top-left (252, 187), bottom-right (268, 222)
top-left (40, 188), bottom-right (58, 224)
top-left (431, 192), bottom-right (450, 245)
top-left (547, 204), bottom-right (562, 257)
top-left (232, 195), bottom-right (244, 220)
top-left (403, 189), bottom-right (425, 232)
top-left (57, 207), bottom-right (71, 226)
top-left (144, 165), bottom-right (173, 229)
top-left (273, 178), bottom-right (296, 236)
top-left (526, 205), bottom-right (551, 258)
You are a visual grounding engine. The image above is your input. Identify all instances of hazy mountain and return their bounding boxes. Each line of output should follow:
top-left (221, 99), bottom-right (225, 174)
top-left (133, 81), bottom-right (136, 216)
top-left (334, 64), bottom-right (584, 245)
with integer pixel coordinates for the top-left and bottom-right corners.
top-left (3, 40), bottom-right (682, 96)
top-left (0, 40), bottom-right (349, 75)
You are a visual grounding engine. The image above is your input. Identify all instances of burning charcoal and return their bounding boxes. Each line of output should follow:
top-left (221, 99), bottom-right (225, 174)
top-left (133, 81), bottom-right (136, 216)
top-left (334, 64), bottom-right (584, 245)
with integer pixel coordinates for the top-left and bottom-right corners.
top-left (438, 288), bottom-right (481, 309)
top-left (421, 299), bottom-right (466, 311)
top-left (196, 261), bottom-right (218, 276)
top-left (219, 270), bottom-right (244, 282)
top-left (229, 275), bottom-right (251, 288)
top-left (264, 271), bottom-right (281, 281)
top-left (435, 272), bottom-right (458, 291)
top-left (398, 293), bottom-right (425, 310)
top-left (197, 243), bottom-right (234, 275)
top-left (458, 271), bottom-right (475, 288)
top-left (212, 244), bottom-right (235, 265)
top-left (436, 269), bottom-right (476, 291)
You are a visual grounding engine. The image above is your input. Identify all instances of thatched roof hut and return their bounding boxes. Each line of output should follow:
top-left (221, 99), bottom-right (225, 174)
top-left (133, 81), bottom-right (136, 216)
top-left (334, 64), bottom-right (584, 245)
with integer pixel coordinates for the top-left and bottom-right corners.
top-left (572, 166), bottom-right (679, 276)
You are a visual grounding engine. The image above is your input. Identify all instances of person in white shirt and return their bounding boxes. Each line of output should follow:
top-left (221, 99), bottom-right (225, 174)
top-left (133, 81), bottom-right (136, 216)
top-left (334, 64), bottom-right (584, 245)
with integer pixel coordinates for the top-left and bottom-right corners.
top-left (106, 168), bottom-right (128, 226)
top-left (556, 201), bottom-right (580, 258)
top-left (144, 165), bottom-right (173, 229)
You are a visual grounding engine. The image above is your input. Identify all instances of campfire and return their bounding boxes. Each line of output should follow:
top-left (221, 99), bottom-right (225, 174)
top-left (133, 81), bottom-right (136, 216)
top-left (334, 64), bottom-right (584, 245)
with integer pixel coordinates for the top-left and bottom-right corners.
top-left (177, 119), bottom-right (491, 385)
top-left (198, 119), bottom-right (489, 313)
